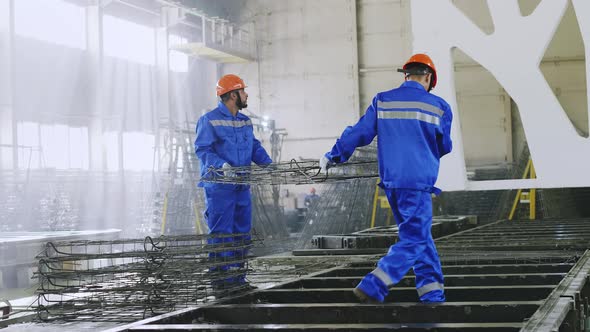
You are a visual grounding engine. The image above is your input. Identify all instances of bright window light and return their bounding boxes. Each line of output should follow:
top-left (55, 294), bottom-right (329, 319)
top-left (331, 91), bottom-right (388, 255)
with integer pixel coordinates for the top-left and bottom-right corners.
top-left (39, 124), bottom-right (89, 169)
top-left (0, 120), bottom-right (13, 169)
top-left (103, 15), bottom-right (155, 65)
top-left (41, 124), bottom-right (69, 169)
top-left (122, 132), bottom-right (154, 171)
top-left (103, 132), bottom-right (120, 171)
top-left (69, 127), bottom-right (89, 169)
top-left (0, 147), bottom-right (12, 169)
top-left (17, 122), bottom-right (40, 169)
top-left (15, 0), bottom-right (86, 49)
top-left (17, 122), bottom-right (39, 147)
top-left (169, 34), bottom-right (189, 72)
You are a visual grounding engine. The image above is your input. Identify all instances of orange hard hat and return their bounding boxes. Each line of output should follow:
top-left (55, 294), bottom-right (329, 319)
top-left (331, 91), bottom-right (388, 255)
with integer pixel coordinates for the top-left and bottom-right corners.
top-left (403, 54), bottom-right (437, 89)
top-left (216, 74), bottom-right (246, 96)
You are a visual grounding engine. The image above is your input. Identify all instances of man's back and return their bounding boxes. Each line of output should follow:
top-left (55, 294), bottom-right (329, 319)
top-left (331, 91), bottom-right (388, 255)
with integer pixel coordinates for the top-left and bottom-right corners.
top-left (375, 80), bottom-right (453, 191)
top-left (323, 54), bottom-right (452, 304)
top-left (323, 79), bottom-right (452, 192)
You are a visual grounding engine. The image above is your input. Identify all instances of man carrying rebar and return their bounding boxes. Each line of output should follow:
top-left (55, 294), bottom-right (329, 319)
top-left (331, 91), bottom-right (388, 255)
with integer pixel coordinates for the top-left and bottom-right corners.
top-left (319, 54), bottom-right (453, 303)
top-left (195, 74), bottom-right (272, 289)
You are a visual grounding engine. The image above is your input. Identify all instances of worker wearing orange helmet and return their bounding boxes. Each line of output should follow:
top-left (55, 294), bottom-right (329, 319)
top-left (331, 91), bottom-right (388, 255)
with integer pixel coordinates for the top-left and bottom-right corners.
top-left (320, 54), bottom-right (453, 303)
top-left (304, 187), bottom-right (320, 208)
top-left (194, 74), bottom-right (272, 287)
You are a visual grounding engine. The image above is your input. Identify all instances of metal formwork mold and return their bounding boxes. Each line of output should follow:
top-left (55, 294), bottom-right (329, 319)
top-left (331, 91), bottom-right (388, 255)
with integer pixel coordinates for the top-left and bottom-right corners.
top-left (306, 215), bottom-right (476, 251)
top-left (108, 218), bottom-right (590, 331)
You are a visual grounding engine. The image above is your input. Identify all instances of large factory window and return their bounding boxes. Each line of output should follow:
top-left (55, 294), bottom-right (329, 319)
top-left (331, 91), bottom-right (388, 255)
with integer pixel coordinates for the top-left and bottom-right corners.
top-left (122, 132), bottom-right (155, 171)
top-left (67, 126), bottom-right (89, 169)
top-left (37, 124), bottom-right (89, 170)
top-left (16, 122), bottom-right (40, 169)
top-left (169, 34), bottom-right (189, 73)
top-left (103, 15), bottom-right (155, 65)
top-left (15, 0), bottom-right (86, 49)
top-left (103, 132), bottom-right (120, 172)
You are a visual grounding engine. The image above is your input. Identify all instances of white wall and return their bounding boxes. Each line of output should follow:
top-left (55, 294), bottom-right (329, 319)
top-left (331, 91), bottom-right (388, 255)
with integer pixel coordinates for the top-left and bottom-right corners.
top-left (357, 0), bottom-right (412, 109)
top-left (358, 0), bottom-right (513, 168)
top-left (453, 49), bottom-right (513, 167)
top-left (225, 0), bottom-right (360, 162)
top-left (413, 0), bottom-right (589, 190)
top-left (449, 0), bottom-right (587, 169)
top-left (225, 0), bottom-right (588, 191)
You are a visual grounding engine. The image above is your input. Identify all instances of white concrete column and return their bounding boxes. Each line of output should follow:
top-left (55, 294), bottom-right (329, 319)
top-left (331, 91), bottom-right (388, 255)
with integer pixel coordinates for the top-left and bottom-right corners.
top-left (155, 6), bottom-right (173, 172)
top-left (86, 2), bottom-right (105, 170)
top-left (572, 0), bottom-right (590, 134)
top-left (350, 0), bottom-right (360, 117)
top-left (0, 0), bottom-right (15, 169)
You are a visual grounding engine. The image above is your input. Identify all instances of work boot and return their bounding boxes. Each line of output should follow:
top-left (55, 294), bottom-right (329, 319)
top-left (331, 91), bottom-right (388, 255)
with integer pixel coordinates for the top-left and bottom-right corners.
top-left (353, 286), bottom-right (380, 304)
top-left (419, 289), bottom-right (445, 303)
top-left (353, 275), bottom-right (387, 303)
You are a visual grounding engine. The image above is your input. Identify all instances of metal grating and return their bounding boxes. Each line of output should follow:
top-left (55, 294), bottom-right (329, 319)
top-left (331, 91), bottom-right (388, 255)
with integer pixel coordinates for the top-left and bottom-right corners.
top-left (107, 219), bottom-right (590, 331)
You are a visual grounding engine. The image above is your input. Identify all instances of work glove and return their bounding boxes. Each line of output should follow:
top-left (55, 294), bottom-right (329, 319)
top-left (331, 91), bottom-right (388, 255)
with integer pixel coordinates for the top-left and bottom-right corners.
top-left (222, 162), bottom-right (236, 177)
top-left (319, 155), bottom-right (334, 173)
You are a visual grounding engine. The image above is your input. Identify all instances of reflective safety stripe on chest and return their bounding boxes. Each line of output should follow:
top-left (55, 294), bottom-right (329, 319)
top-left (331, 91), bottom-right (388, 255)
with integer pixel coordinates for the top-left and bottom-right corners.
top-left (210, 119), bottom-right (253, 144)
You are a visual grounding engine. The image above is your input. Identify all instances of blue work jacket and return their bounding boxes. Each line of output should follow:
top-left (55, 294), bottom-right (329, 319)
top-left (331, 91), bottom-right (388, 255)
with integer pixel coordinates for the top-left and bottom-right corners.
top-left (195, 102), bottom-right (272, 188)
top-left (326, 81), bottom-right (453, 193)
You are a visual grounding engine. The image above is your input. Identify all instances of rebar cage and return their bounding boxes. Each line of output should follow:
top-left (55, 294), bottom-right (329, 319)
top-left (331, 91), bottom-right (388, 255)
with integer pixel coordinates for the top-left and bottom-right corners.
top-left (201, 159), bottom-right (378, 186)
top-left (35, 233), bottom-right (253, 322)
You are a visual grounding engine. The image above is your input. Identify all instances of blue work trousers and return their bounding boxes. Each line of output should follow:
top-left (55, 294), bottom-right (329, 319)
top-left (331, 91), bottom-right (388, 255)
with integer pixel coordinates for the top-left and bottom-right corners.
top-left (204, 186), bottom-right (252, 281)
top-left (357, 188), bottom-right (445, 302)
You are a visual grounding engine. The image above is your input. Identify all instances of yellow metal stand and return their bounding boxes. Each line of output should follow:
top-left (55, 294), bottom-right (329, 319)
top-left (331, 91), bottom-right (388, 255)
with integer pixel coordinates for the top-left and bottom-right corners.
top-left (385, 208), bottom-right (392, 226)
top-left (370, 179), bottom-right (380, 228)
top-left (194, 200), bottom-right (205, 235)
top-left (508, 159), bottom-right (537, 220)
top-left (162, 195), bottom-right (205, 235)
top-left (160, 192), bottom-right (169, 235)
top-left (371, 180), bottom-right (395, 227)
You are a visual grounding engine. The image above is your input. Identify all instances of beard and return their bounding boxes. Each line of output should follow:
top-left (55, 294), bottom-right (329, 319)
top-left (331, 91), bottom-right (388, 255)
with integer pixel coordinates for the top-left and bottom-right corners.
top-left (236, 94), bottom-right (248, 110)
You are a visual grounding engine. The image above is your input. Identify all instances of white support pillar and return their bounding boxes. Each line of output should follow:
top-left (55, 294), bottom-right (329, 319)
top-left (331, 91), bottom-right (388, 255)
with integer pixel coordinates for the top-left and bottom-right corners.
top-left (0, 0), bottom-right (15, 169)
top-left (572, 0), bottom-right (590, 136)
top-left (86, 2), bottom-right (105, 170)
top-left (155, 6), bottom-right (172, 172)
top-left (349, 0), bottom-right (360, 117)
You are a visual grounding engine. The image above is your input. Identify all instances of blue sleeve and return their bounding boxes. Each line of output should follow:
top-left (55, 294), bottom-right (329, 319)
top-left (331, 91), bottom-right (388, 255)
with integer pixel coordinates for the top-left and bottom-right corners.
top-left (437, 103), bottom-right (453, 157)
top-left (252, 136), bottom-right (272, 165)
top-left (326, 97), bottom-right (378, 163)
top-left (195, 116), bottom-right (226, 169)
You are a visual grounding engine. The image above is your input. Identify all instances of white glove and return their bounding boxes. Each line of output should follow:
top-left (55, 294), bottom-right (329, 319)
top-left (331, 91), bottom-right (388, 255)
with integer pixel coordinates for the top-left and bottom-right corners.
top-left (319, 155), bottom-right (333, 173)
top-left (222, 162), bottom-right (236, 177)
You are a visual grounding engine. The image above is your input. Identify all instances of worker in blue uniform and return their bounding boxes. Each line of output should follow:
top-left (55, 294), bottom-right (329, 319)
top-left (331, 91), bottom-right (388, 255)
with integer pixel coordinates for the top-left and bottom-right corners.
top-left (304, 187), bottom-right (320, 208)
top-left (319, 54), bottom-right (453, 303)
top-left (195, 74), bottom-right (272, 285)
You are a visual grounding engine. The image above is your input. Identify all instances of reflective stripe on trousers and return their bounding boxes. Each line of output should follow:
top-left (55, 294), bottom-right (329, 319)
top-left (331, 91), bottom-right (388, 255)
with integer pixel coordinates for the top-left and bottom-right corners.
top-left (372, 268), bottom-right (444, 296)
top-left (417, 281), bottom-right (444, 296)
top-left (370, 267), bottom-right (394, 287)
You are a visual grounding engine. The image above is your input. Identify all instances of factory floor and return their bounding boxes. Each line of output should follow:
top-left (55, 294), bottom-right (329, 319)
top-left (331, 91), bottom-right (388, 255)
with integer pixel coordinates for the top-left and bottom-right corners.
top-left (1, 246), bottom-right (361, 331)
top-left (4, 218), bottom-right (590, 331)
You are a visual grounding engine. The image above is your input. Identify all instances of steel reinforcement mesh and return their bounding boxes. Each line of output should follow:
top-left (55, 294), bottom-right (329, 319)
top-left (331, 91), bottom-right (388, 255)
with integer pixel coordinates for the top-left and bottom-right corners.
top-left (35, 234), bottom-right (253, 322)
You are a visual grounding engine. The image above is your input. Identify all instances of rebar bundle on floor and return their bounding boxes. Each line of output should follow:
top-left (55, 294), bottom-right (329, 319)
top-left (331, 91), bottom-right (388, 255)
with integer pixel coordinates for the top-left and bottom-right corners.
top-left (35, 234), bottom-right (253, 322)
